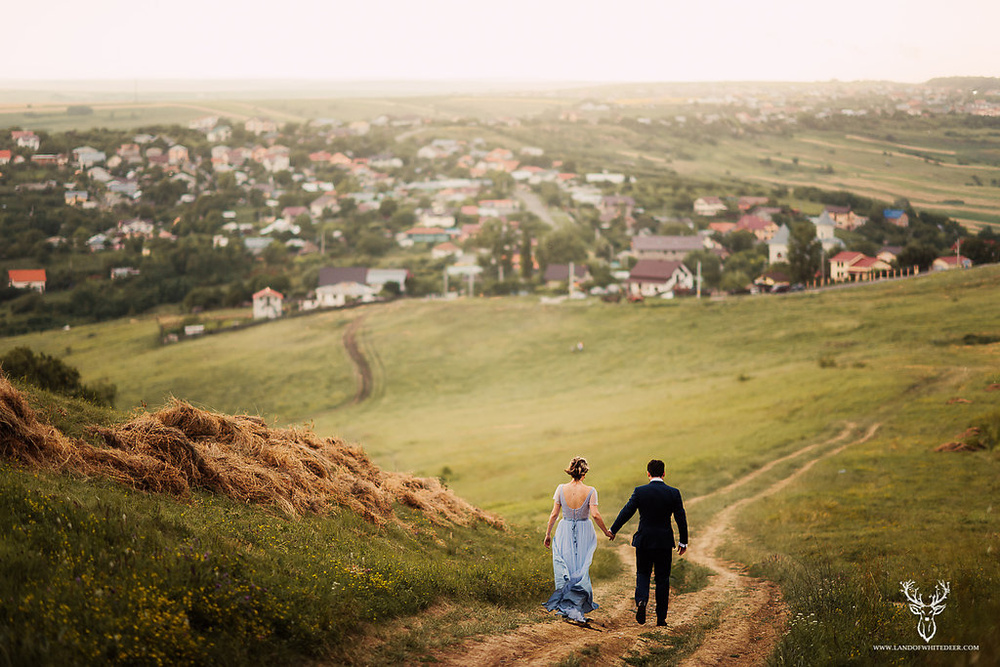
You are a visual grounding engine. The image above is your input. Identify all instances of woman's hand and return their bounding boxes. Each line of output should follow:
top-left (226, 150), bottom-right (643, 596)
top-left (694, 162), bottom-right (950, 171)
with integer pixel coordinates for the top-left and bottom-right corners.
top-left (544, 535), bottom-right (551, 549)
top-left (603, 528), bottom-right (614, 539)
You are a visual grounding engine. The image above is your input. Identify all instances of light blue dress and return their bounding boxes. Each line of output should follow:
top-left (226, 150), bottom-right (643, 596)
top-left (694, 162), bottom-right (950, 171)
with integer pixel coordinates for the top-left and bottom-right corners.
top-left (544, 484), bottom-right (599, 622)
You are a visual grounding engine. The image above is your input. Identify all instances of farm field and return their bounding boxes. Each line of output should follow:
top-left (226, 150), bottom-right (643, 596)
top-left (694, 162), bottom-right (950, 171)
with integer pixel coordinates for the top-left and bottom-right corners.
top-left (655, 130), bottom-right (1000, 228)
top-left (1, 266), bottom-right (998, 662)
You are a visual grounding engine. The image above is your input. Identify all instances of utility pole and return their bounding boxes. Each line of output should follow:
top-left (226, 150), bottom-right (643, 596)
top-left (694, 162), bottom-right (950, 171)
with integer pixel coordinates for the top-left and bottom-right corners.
top-left (568, 261), bottom-right (575, 298)
top-left (467, 271), bottom-right (474, 297)
top-left (696, 260), bottom-right (702, 299)
top-left (443, 268), bottom-right (448, 296)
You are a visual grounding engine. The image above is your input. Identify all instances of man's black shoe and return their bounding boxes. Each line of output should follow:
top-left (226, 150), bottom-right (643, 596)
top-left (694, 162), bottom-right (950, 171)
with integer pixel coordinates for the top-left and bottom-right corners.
top-left (656, 619), bottom-right (667, 626)
top-left (635, 600), bottom-right (646, 625)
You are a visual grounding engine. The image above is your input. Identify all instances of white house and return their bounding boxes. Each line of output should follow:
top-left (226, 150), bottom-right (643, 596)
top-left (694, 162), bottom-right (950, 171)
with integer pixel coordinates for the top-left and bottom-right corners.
top-left (693, 196), bottom-right (728, 216)
top-left (252, 287), bottom-right (284, 319)
top-left (312, 282), bottom-right (377, 308)
top-left (73, 146), bottom-right (107, 167)
top-left (627, 260), bottom-right (695, 298)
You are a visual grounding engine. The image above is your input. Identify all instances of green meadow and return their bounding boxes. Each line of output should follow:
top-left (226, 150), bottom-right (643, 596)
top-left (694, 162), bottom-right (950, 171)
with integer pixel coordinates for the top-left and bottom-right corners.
top-left (1, 266), bottom-right (999, 662)
top-left (666, 129), bottom-right (1000, 228)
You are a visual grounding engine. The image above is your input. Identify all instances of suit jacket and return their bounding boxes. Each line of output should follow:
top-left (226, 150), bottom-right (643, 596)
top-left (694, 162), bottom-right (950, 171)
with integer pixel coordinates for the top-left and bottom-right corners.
top-left (610, 480), bottom-right (688, 550)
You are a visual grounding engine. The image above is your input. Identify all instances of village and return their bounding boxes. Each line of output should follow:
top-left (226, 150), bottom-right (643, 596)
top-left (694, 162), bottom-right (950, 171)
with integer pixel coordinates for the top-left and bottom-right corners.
top-left (1, 84), bottom-right (995, 334)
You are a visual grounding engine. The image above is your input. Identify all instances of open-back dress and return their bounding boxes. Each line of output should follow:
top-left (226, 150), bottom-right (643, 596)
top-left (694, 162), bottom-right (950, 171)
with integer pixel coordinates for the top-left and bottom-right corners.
top-left (544, 484), bottom-right (599, 622)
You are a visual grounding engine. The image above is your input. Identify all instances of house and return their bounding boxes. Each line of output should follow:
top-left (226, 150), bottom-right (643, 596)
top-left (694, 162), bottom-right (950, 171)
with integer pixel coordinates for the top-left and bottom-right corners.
top-left (828, 251), bottom-right (892, 281)
top-left (310, 194), bottom-right (340, 217)
top-left (12, 131), bottom-right (40, 151)
top-left (206, 125), bottom-right (232, 143)
top-left (260, 146), bottom-right (290, 172)
top-left (87, 233), bottom-right (109, 252)
top-left (824, 205), bottom-right (867, 231)
top-left (884, 209), bottom-right (909, 228)
top-left (167, 145), bottom-right (189, 165)
top-left (0, 150), bottom-right (10, 165)
top-left (631, 235), bottom-right (704, 262)
top-left (738, 196), bottom-right (770, 211)
top-left (876, 246), bottom-right (903, 265)
top-left (543, 264), bottom-right (591, 287)
top-left (117, 143), bottom-right (143, 163)
top-left (245, 117), bottom-right (278, 135)
top-left (932, 255), bottom-right (972, 271)
top-left (736, 215), bottom-right (779, 241)
top-left (366, 268), bottom-right (410, 293)
top-left (627, 260), bottom-right (694, 298)
top-left (312, 282), bottom-right (377, 308)
top-left (708, 222), bottom-right (736, 235)
top-left (478, 199), bottom-right (519, 217)
top-left (252, 287), bottom-right (284, 320)
top-left (64, 190), bottom-right (89, 206)
top-left (316, 266), bottom-right (408, 299)
top-left (73, 146), bottom-right (106, 167)
top-left (398, 227), bottom-right (456, 246)
top-left (431, 242), bottom-right (461, 260)
top-left (693, 196), bottom-right (728, 216)
top-left (7, 269), bottom-right (46, 293)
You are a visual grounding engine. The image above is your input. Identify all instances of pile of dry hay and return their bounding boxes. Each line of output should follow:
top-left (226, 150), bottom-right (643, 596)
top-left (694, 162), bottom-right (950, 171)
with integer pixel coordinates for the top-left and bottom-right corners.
top-left (0, 374), bottom-right (502, 528)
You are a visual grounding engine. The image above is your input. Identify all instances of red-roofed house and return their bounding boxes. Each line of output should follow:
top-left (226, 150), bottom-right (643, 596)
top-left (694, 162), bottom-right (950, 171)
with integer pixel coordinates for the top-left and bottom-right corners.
top-left (627, 260), bottom-right (694, 298)
top-left (829, 252), bottom-right (891, 281)
top-left (0, 150), bottom-right (11, 165)
top-left (736, 215), bottom-right (779, 241)
top-left (708, 222), bottom-right (736, 235)
top-left (252, 287), bottom-right (284, 320)
top-left (7, 269), bottom-right (47, 293)
top-left (932, 255), bottom-right (972, 271)
top-left (738, 196), bottom-right (769, 211)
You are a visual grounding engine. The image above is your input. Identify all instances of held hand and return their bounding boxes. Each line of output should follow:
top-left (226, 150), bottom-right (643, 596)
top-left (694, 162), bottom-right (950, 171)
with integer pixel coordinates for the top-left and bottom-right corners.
top-left (677, 545), bottom-right (687, 556)
top-left (607, 531), bottom-right (616, 541)
top-left (544, 535), bottom-right (551, 549)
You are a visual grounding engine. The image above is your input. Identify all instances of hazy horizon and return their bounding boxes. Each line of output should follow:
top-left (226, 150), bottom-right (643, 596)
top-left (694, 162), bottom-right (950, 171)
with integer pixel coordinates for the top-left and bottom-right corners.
top-left (3, 0), bottom-right (997, 85)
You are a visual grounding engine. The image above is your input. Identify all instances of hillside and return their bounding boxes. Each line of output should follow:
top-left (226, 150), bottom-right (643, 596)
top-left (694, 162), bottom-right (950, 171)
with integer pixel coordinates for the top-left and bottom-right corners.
top-left (1, 266), bottom-right (998, 663)
top-left (0, 377), bottom-right (547, 665)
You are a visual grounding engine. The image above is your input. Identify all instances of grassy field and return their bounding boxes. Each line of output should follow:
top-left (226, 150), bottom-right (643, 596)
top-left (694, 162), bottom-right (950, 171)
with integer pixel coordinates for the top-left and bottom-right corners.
top-left (2, 266), bottom-right (998, 662)
top-left (665, 130), bottom-right (1000, 228)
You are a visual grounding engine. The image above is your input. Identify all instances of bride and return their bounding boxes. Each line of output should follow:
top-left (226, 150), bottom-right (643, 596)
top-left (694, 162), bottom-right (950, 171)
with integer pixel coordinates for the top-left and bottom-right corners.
top-left (543, 456), bottom-right (613, 623)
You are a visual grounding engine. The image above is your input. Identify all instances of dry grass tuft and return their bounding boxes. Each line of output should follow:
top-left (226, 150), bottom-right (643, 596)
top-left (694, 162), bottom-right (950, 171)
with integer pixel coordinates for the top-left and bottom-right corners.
top-left (0, 376), bottom-right (502, 528)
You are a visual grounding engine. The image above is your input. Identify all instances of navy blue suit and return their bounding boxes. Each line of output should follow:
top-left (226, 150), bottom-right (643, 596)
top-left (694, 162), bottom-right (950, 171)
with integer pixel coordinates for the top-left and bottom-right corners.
top-left (610, 480), bottom-right (688, 622)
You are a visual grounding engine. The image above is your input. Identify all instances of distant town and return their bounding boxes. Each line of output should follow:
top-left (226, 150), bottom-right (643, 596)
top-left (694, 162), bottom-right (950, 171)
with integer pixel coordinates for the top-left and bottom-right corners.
top-left (2, 78), bottom-right (998, 338)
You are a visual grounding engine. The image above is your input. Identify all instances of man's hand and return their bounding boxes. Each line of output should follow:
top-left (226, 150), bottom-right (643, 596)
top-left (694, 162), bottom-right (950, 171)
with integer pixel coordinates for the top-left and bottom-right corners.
top-left (608, 532), bottom-right (616, 541)
top-left (677, 545), bottom-right (687, 556)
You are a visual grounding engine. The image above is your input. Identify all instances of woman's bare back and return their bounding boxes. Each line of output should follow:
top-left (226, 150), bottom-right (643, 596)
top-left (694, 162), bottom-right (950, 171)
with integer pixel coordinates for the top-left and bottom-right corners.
top-left (562, 482), bottom-right (593, 509)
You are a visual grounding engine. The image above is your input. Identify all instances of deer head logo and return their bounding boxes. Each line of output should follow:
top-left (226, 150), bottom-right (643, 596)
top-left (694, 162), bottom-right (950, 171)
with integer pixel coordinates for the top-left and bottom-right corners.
top-left (900, 580), bottom-right (950, 643)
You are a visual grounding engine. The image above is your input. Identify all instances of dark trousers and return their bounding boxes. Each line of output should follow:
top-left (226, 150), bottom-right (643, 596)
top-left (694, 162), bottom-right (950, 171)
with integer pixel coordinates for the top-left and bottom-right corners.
top-left (635, 547), bottom-right (673, 620)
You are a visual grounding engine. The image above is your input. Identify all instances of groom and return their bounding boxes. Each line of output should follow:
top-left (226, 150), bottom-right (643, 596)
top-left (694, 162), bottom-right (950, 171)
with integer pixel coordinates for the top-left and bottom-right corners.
top-left (609, 459), bottom-right (688, 626)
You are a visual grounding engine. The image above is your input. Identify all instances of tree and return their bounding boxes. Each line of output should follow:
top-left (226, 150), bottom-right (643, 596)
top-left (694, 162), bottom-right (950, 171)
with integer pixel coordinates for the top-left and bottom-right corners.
top-left (0, 346), bottom-right (115, 406)
top-left (787, 220), bottom-right (822, 283)
top-left (536, 227), bottom-right (589, 271)
top-left (897, 242), bottom-right (940, 272)
top-left (684, 250), bottom-right (722, 289)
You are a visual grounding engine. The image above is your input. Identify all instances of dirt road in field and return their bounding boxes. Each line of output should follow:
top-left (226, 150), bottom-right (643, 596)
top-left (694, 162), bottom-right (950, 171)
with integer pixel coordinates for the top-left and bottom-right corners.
top-left (343, 316), bottom-right (374, 404)
top-left (431, 423), bottom-right (879, 666)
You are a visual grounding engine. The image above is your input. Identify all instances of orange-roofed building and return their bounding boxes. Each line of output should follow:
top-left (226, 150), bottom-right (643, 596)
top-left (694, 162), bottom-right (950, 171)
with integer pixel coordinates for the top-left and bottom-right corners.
top-left (8, 269), bottom-right (47, 292)
top-left (252, 287), bottom-right (284, 320)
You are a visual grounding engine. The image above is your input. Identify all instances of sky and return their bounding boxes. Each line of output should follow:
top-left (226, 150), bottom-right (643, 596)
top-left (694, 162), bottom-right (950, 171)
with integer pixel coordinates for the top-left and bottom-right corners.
top-left (4, 0), bottom-right (998, 84)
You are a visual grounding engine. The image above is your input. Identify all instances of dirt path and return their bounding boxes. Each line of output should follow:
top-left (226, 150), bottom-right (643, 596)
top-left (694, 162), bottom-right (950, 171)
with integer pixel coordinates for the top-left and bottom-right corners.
top-left (343, 317), bottom-right (374, 404)
top-left (431, 423), bottom-right (879, 666)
